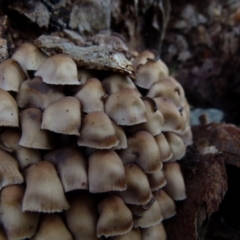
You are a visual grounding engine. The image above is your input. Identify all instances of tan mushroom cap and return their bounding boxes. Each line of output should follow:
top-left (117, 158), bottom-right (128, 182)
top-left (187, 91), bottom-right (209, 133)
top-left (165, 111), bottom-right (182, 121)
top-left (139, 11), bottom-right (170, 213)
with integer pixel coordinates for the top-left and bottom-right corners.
top-left (0, 88), bottom-right (19, 127)
top-left (128, 98), bottom-right (164, 136)
top-left (154, 97), bottom-right (183, 133)
top-left (180, 99), bottom-right (190, 133)
top-left (35, 54), bottom-right (80, 85)
top-left (0, 129), bottom-right (41, 169)
top-left (102, 74), bottom-right (140, 95)
top-left (0, 59), bottom-right (26, 92)
top-left (31, 214), bottom-right (73, 240)
top-left (45, 147), bottom-right (88, 192)
top-left (147, 77), bottom-right (185, 108)
top-left (78, 68), bottom-right (95, 85)
top-left (111, 228), bottom-right (141, 240)
top-left (177, 126), bottom-right (193, 146)
top-left (154, 133), bottom-right (173, 162)
top-left (147, 168), bottom-right (166, 191)
top-left (75, 78), bottom-right (105, 113)
top-left (104, 89), bottom-right (147, 126)
top-left (111, 120), bottom-right (127, 150)
top-left (22, 161), bottom-right (69, 213)
top-left (164, 132), bottom-right (186, 161)
top-left (77, 111), bottom-right (119, 149)
top-left (118, 164), bottom-right (151, 205)
top-left (135, 60), bottom-right (169, 89)
top-left (41, 97), bottom-right (81, 136)
top-left (19, 108), bottom-right (55, 149)
top-left (0, 185), bottom-right (39, 240)
top-left (154, 189), bottom-right (176, 220)
top-left (65, 192), bottom-right (99, 240)
top-left (12, 43), bottom-right (47, 71)
top-left (163, 162), bottom-right (186, 201)
top-left (0, 149), bottom-right (24, 190)
top-left (132, 50), bottom-right (156, 68)
top-left (97, 195), bottom-right (133, 238)
top-left (141, 223), bottom-right (167, 240)
top-left (88, 150), bottom-right (126, 193)
top-left (119, 131), bottom-right (161, 173)
top-left (133, 197), bottom-right (163, 228)
top-left (17, 77), bottom-right (65, 109)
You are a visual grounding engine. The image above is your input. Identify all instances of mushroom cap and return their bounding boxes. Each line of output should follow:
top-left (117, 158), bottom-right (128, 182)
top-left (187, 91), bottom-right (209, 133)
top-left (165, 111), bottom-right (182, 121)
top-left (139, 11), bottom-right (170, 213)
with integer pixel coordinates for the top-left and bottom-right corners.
top-left (97, 195), bottom-right (133, 238)
top-left (141, 223), bottom-right (167, 240)
top-left (164, 132), bottom-right (186, 161)
top-left (75, 78), bottom-right (105, 113)
top-left (119, 131), bottom-right (161, 173)
top-left (118, 164), bottom-right (151, 205)
top-left (154, 189), bottom-right (176, 220)
top-left (78, 68), bottom-right (95, 85)
top-left (163, 162), bottom-right (187, 201)
top-left (35, 54), bottom-right (80, 85)
top-left (17, 77), bottom-right (65, 109)
top-left (19, 108), bottom-right (55, 149)
top-left (147, 168), bottom-right (166, 191)
top-left (12, 43), bottom-right (47, 71)
top-left (0, 185), bottom-right (39, 240)
top-left (77, 111), bottom-right (119, 149)
top-left (132, 50), bottom-right (156, 68)
top-left (0, 129), bottom-right (41, 169)
top-left (176, 126), bottom-right (193, 146)
top-left (41, 97), bottom-right (81, 136)
top-left (147, 77), bottom-right (185, 108)
top-left (22, 161), bottom-right (70, 213)
top-left (0, 88), bottom-right (19, 127)
top-left (0, 149), bottom-right (24, 190)
top-left (88, 150), bottom-right (126, 193)
top-left (45, 147), bottom-right (88, 192)
top-left (0, 58), bottom-right (26, 92)
top-left (102, 74), bottom-right (139, 95)
top-left (111, 120), bottom-right (127, 150)
top-left (31, 214), bottom-right (73, 240)
top-left (111, 228), bottom-right (141, 240)
top-left (104, 89), bottom-right (147, 126)
top-left (65, 191), bottom-right (99, 240)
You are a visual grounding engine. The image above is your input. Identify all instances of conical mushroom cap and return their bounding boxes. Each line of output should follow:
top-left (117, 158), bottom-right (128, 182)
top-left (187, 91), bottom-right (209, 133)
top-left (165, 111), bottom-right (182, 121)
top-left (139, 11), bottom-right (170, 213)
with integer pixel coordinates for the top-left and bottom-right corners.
top-left (154, 189), bottom-right (176, 220)
top-left (0, 59), bottom-right (26, 92)
top-left (17, 77), bottom-right (65, 109)
top-left (132, 50), bottom-right (156, 68)
top-left (77, 111), bottom-right (119, 149)
top-left (0, 185), bottom-right (39, 240)
top-left (31, 214), bottom-right (73, 240)
top-left (176, 126), bottom-right (192, 146)
top-left (41, 97), bottom-right (81, 136)
top-left (164, 132), bottom-right (186, 161)
top-left (65, 191), bottom-right (99, 240)
top-left (45, 147), bottom-right (88, 192)
top-left (0, 149), bottom-right (24, 190)
top-left (97, 195), bottom-right (133, 238)
top-left (0, 129), bottom-right (41, 169)
top-left (0, 89), bottom-right (19, 127)
top-left (19, 108), bottom-right (55, 149)
top-left (147, 77), bottom-right (185, 108)
top-left (118, 164), bottom-right (151, 205)
top-left (22, 161), bottom-right (70, 212)
top-left (75, 78), bottom-right (105, 113)
top-left (78, 68), bottom-right (95, 85)
top-left (12, 43), bottom-right (47, 71)
top-left (104, 89), bottom-right (147, 126)
top-left (163, 162), bottom-right (186, 201)
top-left (111, 120), bottom-right (127, 150)
top-left (147, 168), bottom-right (166, 191)
top-left (88, 150), bottom-right (126, 193)
top-left (141, 223), bottom-right (167, 240)
top-left (119, 131), bottom-right (161, 173)
top-left (155, 133), bottom-right (173, 162)
top-left (102, 74), bottom-right (139, 95)
top-left (111, 228), bottom-right (141, 240)
top-left (35, 54), bottom-right (80, 85)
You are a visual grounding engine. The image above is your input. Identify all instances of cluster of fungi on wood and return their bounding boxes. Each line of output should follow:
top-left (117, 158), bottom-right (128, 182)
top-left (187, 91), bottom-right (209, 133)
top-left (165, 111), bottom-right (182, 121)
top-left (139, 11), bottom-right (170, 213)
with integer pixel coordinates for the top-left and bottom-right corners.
top-left (0, 42), bottom-right (192, 239)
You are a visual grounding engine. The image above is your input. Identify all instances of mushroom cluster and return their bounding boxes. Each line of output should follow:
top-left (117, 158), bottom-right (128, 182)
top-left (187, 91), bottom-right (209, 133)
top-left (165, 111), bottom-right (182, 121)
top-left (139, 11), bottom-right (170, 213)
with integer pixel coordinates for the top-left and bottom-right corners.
top-left (0, 43), bottom-right (192, 239)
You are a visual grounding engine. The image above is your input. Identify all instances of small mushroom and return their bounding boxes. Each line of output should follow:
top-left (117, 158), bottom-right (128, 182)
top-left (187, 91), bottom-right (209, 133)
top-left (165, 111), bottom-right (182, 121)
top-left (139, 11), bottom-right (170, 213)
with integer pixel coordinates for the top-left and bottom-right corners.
top-left (41, 97), bottom-right (81, 136)
top-left (88, 150), bottom-right (126, 193)
top-left (12, 43), bottom-right (47, 71)
top-left (0, 185), bottom-right (39, 240)
top-left (132, 50), bottom-right (156, 68)
top-left (147, 168), bottom-right (166, 191)
top-left (111, 120), bottom-right (127, 150)
top-left (97, 195), bottom-right (133, 238)
top-left (141, 223), bottom-right (167, 240)
top-left (22, 161), bottom-right (69, 213)
top-left (35, 54), bottom-right (80, 85)
top-left (77, 111), bottom-right (119, 149)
